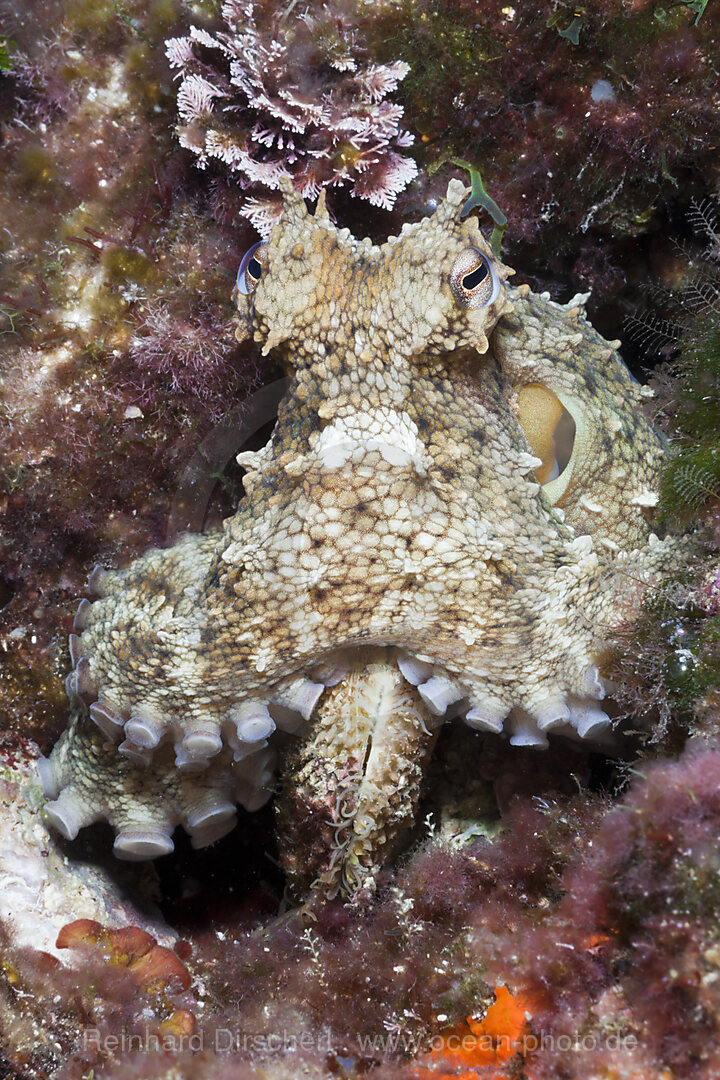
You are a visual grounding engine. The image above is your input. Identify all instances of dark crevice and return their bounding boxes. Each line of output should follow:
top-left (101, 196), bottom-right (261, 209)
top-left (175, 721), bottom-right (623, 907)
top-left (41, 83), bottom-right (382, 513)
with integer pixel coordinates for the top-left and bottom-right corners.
top-left (0, 575), bottom-right (15, 610)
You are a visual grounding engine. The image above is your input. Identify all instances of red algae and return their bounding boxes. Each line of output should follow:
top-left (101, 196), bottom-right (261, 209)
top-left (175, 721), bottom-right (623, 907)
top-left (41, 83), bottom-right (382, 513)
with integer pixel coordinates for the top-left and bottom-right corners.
top-left (0, 0), bottom-right (268, 747)
top-left (1, 743), bottom-right (720, 1076)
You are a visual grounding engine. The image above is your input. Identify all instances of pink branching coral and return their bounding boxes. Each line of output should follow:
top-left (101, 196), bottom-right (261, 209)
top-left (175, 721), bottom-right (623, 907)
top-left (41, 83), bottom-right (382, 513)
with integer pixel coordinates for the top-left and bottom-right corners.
top-left (165, 0), bottom-right (417, 232)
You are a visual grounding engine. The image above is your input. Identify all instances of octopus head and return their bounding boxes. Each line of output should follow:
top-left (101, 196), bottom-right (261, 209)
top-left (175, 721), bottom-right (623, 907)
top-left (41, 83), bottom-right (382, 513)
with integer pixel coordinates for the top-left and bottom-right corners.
top-left (233, 178), bottom-right (514, 373)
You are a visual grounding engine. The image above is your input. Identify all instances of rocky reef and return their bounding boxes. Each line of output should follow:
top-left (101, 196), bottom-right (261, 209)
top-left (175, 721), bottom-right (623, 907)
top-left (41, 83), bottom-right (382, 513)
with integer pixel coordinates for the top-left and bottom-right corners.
top-left (3, 738), bottom-right (720, 1077)
top-left (1, 0), bottom-right (720, 1077)
top-left (2, 0), bottom-right (719, 747)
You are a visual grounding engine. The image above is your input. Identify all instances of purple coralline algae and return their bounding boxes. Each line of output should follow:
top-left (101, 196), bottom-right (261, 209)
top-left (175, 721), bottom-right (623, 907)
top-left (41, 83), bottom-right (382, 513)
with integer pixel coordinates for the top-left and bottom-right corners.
top-left (3, 740), bottom-right (720, 1078)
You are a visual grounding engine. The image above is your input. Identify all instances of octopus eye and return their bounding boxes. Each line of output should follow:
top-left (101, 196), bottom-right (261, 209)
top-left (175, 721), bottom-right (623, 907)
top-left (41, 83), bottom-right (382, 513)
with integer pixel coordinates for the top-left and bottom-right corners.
top-left (449, 247), bottom-right (500, 309)
top-left (236, 241), bottom-right (268, 296)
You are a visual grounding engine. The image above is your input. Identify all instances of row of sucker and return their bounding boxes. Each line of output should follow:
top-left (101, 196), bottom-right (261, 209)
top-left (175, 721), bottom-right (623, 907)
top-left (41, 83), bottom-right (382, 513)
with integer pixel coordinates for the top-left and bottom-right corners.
top-left (71, 575), bottom-right (615, 772)
top-left (68, 586), bottom-right (333, 771)
top-left (396, 649), bottom-right (612, 748)
top-left (46, 621), bottom-right (615, 872)
top-left (38, 711), bottom-right (277, 861)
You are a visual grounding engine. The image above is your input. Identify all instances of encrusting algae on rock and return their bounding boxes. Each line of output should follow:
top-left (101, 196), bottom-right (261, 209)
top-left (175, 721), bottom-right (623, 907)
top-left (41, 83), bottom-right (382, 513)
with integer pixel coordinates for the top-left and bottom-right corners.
top-left (9, 741), bottom-right (720, 1077)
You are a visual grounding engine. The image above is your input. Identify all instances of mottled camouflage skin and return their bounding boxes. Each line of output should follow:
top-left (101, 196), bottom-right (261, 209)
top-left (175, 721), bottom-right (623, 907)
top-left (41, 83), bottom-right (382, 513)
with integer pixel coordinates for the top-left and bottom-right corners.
top-left (40, 180), bottom-right (685, 896)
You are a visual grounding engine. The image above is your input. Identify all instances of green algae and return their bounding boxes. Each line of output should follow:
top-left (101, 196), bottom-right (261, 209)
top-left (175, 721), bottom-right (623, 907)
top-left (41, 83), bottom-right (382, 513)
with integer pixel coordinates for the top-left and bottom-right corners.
top-left (428, 158), bottom-right (507, 252)
top-left (15, 143), bottom-right (57, 188)
top-left (658, 313), bottom-right (720, 527)
top-left (0, 37), bottom-right (17, 71)
top-left (101, 245), bottom-right (156, 287)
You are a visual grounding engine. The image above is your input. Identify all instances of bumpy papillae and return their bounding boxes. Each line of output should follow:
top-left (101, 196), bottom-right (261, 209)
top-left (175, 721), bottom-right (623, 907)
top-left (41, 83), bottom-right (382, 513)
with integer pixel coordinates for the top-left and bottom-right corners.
top-left (40, 180), bottom-right (688, 897)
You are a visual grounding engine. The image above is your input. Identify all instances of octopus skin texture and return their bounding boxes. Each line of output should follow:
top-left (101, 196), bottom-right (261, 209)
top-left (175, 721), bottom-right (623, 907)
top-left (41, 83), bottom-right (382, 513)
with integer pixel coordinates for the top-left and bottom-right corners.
top-left (40, 178), bottom-right (690, 900)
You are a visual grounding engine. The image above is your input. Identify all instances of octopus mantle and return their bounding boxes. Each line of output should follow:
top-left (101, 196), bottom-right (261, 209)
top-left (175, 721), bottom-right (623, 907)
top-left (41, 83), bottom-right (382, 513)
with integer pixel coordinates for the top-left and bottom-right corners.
top-left (41, 179), bottom-right (685, 899)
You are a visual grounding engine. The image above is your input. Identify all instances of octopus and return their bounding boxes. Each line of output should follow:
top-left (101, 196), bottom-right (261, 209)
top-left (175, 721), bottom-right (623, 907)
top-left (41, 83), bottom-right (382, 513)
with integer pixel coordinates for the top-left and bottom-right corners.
top-left (40, 179), bottom-right (688, 900)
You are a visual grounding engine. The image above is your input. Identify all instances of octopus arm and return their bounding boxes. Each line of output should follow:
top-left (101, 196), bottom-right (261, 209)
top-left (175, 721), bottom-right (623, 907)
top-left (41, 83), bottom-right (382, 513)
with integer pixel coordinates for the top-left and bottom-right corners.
top-left (39, 710), bottom-right (275, 860)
